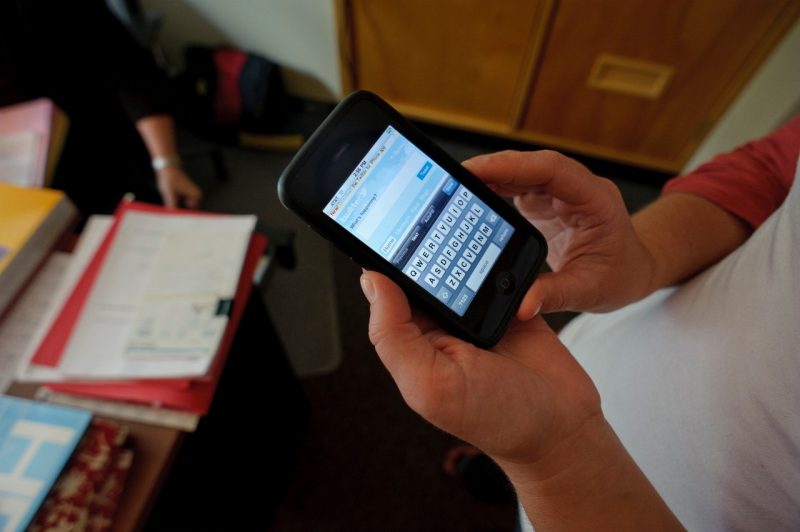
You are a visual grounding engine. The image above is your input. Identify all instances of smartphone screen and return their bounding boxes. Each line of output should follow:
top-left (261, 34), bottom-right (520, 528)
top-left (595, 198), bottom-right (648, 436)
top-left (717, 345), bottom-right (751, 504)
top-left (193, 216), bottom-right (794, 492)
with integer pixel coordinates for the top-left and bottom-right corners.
top-left (323, 126), bottom-right (515, 316)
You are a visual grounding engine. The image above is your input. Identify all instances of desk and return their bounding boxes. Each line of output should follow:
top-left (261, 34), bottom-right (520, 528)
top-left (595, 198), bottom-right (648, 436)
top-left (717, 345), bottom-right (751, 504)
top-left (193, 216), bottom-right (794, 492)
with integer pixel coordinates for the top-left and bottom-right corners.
top-left (6, 292), bottom-right (306, 530)
top-left (4, 237), bottom-right (304, 529)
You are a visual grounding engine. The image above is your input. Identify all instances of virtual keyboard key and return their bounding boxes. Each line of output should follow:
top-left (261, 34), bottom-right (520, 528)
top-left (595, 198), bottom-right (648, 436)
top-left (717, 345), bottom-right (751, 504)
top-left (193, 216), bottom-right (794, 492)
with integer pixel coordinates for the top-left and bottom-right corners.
top-left (406, 266), bottom-right (421, 280)
top-left (424, 273), bottom-right (439, 287)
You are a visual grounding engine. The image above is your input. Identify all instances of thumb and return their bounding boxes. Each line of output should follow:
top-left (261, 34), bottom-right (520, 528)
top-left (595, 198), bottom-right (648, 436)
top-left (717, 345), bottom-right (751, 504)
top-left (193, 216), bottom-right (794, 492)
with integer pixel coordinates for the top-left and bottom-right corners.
top-left (516, 272), bottom-right (577, 319)
top-left (360, 271), bottom-right (437, 383)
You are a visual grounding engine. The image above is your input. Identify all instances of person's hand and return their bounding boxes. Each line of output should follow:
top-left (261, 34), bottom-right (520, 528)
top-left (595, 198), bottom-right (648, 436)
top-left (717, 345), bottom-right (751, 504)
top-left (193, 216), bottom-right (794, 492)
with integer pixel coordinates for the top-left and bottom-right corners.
top-left (360, 269), bottom-right (600, 465)
top-left (361, 269), bottom-right (684, 530)
top-left (155, 166), bottom-right (203, 209)
top-left (463, 150), bottom-right (657, 317)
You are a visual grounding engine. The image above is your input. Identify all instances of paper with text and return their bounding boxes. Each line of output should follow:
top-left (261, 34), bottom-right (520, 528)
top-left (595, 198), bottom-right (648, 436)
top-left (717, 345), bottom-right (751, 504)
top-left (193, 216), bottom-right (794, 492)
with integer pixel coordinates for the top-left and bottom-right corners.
top-left (0, 253), bottom-right (69, 390)
top-left (12, 216), bottom-right (113, 384)
top-left (0, 130), bottom-right (39, 187)
top-left (56, 211), bottom-right (256, 378)
top-left (124, 229), bottom-right (250, 359)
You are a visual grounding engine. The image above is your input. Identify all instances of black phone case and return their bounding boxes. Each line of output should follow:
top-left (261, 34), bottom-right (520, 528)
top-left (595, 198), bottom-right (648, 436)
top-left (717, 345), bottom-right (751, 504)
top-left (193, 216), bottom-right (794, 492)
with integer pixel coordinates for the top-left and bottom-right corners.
top-left (278, 91), bottom-right (546, 347)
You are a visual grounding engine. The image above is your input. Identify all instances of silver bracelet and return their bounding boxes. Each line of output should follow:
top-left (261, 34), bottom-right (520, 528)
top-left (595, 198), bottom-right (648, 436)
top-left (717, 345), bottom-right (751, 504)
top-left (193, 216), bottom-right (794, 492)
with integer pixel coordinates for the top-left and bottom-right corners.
top-left (151, 155), bottom-right (182, 171)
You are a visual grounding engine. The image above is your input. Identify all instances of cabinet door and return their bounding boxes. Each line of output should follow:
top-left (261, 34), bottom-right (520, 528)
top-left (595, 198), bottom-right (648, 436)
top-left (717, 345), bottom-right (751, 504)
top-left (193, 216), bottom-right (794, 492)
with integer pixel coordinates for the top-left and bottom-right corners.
top-left (519, 0), bottom-right (798, 171)
top-left (343, 0), bottom-right (552, 131)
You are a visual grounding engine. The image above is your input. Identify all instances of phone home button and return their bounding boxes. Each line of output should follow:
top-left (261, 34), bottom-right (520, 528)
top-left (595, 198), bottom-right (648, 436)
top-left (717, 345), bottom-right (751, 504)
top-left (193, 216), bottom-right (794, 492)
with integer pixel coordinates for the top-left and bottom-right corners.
top-left (495, 272), bottom-right (515, 294)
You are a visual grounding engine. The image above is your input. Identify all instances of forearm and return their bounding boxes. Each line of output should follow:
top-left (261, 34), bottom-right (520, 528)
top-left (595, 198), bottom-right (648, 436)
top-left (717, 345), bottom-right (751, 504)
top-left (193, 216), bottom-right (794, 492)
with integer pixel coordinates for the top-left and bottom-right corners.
top-left (633, 192), bottom-right (750, 295)
top-left (135, 114), bottom-right (179, 159)
top-left (496, 415), bottom-right (683, 532)
top-left (135, 115), bottom-right (202, 208)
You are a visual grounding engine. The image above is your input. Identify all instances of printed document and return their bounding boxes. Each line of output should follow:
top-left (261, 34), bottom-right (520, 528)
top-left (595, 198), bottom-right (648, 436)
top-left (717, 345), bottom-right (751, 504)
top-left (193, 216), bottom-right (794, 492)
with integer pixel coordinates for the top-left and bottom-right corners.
top-left (11, 216), bottom-right (113, 384)
top-left (56, 211), bottom-right (255, 378)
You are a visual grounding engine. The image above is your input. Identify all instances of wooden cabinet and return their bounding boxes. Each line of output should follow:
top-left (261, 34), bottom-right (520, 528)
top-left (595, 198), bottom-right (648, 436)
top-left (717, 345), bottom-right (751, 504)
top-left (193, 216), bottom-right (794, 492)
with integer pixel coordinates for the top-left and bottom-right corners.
top-left (337, 0), bottom-right (799, 172)
top-left (339, 0), bottom-right (551, 129)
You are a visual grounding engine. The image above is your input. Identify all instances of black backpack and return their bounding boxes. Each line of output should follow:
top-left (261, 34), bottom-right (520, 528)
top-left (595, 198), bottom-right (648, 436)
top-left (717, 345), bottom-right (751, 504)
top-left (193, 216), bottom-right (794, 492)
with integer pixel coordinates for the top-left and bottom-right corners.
top-left (176, 45), bottom-right (287, 140)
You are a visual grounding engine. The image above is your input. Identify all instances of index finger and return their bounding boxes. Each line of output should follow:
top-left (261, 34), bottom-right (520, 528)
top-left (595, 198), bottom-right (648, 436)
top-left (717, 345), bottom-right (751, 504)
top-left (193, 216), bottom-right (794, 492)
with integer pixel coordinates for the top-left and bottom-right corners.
top-left (463, 150), bottom-right (598, 206)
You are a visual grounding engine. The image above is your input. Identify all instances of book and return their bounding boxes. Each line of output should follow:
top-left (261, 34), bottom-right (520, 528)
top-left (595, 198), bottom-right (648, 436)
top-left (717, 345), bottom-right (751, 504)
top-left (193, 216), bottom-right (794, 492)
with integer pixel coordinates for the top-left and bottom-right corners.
top-left (0, 99), bottom-right (69, 188)
top-left (29, 418), bottom-right (132, 532)
top-left (0, 395), bottom-right (92, 532)
top-left (0, 184), bottom-right (77, 317)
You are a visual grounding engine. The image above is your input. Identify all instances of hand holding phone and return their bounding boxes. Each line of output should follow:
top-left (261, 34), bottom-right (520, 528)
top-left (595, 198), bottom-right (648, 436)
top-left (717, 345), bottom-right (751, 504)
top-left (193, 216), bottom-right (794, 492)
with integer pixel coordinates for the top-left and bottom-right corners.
top-left (278, 91), bottom-right (547, 347)
top-left (462, 150), bottom-right (658, 317)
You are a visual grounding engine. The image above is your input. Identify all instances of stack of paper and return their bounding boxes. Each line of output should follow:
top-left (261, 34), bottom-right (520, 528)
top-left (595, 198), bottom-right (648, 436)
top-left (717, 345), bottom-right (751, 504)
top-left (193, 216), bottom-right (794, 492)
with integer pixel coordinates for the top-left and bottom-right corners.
top-left (7, 201), bottom-right (266, 415)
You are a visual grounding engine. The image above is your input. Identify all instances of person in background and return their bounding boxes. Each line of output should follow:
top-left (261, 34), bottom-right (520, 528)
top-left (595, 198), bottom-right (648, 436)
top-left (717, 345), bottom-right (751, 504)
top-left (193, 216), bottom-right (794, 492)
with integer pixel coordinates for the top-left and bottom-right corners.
top-left (0, 0), bottom-right (201, 216)
top-left (361, 115), bottom-right (799, 530)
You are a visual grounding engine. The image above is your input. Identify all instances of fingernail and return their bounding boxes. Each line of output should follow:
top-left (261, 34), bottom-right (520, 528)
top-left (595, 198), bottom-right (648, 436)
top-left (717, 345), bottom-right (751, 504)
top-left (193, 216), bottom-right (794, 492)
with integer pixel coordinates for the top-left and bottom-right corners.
top-left (360, 274), bottom-right (376, 303)
top-left (533, 302), bottom-right (543, 317)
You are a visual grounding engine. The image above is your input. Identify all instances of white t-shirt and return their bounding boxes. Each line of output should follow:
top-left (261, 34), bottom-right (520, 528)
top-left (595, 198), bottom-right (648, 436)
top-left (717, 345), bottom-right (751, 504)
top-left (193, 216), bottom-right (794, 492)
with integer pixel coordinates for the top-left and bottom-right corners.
top-left (523, 158), bottom-right (799, 530)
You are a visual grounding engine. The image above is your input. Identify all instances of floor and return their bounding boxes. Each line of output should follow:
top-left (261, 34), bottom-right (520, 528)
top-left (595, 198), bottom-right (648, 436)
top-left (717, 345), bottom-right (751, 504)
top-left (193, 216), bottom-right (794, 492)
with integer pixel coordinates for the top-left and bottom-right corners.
top-left (154, 99), bottom-right (666, 531)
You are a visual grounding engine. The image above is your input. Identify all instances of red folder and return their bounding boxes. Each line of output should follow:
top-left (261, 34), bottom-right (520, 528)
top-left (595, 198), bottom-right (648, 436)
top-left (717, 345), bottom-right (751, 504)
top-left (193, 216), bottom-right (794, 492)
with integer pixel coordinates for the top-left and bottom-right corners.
top-left (34, 201), bottom-right (266, 414)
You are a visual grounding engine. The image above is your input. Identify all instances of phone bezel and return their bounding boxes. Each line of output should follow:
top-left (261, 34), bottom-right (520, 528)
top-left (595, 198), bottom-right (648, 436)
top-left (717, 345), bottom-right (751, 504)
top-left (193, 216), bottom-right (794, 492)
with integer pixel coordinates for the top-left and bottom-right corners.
top-left (278, 91), bottom-right (547, 346)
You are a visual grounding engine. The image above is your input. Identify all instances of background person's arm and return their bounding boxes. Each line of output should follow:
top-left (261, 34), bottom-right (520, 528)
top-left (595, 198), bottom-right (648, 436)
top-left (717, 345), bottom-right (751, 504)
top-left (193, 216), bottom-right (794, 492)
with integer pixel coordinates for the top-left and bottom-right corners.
top-left (136, 114), bottom-right (202, 208)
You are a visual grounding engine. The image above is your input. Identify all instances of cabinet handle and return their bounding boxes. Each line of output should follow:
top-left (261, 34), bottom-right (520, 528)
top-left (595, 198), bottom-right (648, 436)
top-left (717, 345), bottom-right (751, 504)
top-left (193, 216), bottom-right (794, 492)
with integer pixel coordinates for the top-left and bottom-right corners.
top-left (587, 54), bottom-right (673, 99)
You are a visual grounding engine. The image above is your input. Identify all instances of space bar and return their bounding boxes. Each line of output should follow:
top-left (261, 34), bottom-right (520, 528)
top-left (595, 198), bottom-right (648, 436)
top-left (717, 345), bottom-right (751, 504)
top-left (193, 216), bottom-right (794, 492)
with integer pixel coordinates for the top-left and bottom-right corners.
top-left (466, 243), bottom-right (500, 291)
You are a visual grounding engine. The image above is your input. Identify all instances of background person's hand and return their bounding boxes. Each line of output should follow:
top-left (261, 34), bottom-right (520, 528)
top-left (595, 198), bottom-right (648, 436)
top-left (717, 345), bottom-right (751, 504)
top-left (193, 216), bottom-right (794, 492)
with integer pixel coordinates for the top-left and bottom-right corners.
top-left (360, 269), bottom-right (600, 465)
top-left (463, 150), bottom-right (657, 317)
top-left (156, 166), bottom-right (203, 209)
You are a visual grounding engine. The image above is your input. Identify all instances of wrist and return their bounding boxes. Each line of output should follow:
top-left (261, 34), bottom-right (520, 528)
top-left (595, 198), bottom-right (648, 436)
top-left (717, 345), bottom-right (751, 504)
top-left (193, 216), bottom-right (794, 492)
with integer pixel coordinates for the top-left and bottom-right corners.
top-left (628, 230), bottom-right (662, 303)
top-left (151, 154), bottom-right (182, 172)
top-left (496, 414), bottom-right (682, 531)
top-left (493, 412), bottom-right (610, 486)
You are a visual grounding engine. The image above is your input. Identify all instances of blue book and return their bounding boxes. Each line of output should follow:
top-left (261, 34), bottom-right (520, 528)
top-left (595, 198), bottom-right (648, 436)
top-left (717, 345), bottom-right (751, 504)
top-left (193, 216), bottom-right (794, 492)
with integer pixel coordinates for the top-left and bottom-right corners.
top-left (0, 396), bottom-right (91, 532)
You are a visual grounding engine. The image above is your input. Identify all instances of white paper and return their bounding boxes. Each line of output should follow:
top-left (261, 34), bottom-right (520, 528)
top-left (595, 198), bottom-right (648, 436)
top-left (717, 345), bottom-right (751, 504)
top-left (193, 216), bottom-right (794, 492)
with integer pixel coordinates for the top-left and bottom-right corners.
top-left (0, 253), bottom-right (69, 390)
top-left (123, 294), bottom-right (228, 359)
top-left (15, 216), bottom-right (114, 383)
top-left (0, 131), bottom-right (40, 187)
top-left (56, 211), bottom-right (255, 378)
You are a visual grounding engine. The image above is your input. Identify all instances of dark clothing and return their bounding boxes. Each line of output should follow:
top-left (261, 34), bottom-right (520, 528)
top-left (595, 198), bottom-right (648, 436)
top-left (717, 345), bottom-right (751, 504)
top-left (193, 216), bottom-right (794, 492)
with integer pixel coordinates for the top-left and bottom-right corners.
top-left (0, 0), bottom-right (171, 216)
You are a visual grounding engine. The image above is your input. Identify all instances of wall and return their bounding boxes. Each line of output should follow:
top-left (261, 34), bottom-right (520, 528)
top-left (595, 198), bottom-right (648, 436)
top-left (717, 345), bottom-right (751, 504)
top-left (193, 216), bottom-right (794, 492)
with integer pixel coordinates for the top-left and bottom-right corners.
top-left (141, 0), bottom-right (341, 100)
top-left (683, 19), bottom-right (800, 172)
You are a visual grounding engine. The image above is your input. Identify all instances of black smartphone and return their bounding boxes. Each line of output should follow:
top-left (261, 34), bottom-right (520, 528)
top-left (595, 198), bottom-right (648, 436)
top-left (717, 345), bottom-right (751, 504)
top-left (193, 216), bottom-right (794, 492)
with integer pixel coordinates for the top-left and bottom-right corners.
top-left (278, 91), bottom-right (547, 347)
